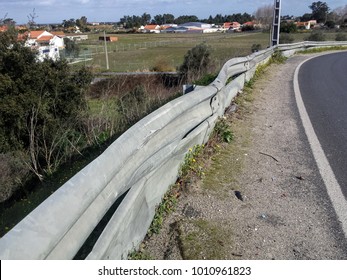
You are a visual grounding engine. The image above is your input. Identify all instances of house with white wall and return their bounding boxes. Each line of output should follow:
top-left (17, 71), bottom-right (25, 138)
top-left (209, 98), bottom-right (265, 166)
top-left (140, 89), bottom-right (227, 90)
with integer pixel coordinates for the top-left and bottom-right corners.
top-left (26, 30), bottom-right (65, 61)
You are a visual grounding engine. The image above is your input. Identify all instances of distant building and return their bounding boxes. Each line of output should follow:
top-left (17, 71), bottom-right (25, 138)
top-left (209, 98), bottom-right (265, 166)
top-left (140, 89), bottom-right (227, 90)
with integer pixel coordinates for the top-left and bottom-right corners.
top-left (161, 26), bottom-right (189, 33)
top-left (25, 30), bottom-right (65, 61)
top-left (98, 36), bottom-right (118, 42)
top-left (65, 34), bottom-right (88, 41)
top-left (223, 22), bottom-right (241, 31)
top-left (243, 21), bottom-right (255, 26)
top-left (139, 24), bottom-right (161, 33)
top-left (179, 22), bottom-right (212, 30)
top-left (161, 22), bottom-right (217, 33)
top-left (296, 20), bottom-right (317, 30)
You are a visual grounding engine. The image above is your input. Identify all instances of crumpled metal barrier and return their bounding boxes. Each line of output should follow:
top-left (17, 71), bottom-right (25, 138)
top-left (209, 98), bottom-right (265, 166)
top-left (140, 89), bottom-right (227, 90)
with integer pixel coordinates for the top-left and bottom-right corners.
top-left (0, 42), bottom-right (346, 259)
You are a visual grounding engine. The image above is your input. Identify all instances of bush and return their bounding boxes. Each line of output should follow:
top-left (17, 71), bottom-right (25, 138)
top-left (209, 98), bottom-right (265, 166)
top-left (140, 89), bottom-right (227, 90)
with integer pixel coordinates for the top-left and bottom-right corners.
top-left (280, 22), bottom-right (297, 33)
top-left (335, 33), bottom-right (347, 41)
top-left (0, 152), bottom-right (29, 203)
top-left (280, 33), bottom-right (295, 44)
top-left (151, 56), bottom-right (176, 72)
top-left (305, 31), bottom-right (326, 41)
top-left (325, 21), bottom-right (335, 29)
top-left (179, 43), bottom-right (211, 82)
top-left (241, 25), bottom-right (255, 32)
top-left (0, 30), bottom-right (93, 180)
top-left (251, 44), bottom-right (262, 53)
top-left (270, 50), bottom-right (287, 64)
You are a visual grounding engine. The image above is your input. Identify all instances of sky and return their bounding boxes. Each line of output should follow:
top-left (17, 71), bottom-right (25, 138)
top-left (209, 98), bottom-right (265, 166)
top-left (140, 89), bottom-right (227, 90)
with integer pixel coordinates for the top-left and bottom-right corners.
top-left (1, 0), bottom-right (346, 24)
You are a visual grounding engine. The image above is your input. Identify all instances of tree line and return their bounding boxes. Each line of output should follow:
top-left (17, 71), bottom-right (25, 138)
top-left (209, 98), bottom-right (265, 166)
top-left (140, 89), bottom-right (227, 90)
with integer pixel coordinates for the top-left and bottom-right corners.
top-left (2, 1), bottom-right (347, 32)
top-left (119, 13), bottom-right (254, 28)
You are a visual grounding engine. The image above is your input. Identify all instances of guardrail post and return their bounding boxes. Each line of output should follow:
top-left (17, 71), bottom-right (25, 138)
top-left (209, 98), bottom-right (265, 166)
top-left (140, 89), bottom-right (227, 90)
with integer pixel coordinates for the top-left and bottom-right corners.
top-left (271, 0), bottom-right (282, 46)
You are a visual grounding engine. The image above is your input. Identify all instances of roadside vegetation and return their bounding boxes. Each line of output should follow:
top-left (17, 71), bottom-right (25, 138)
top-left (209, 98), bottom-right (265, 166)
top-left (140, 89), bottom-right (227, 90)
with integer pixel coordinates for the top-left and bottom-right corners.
top-left (0, 30), bottom-right (217, 237)
top-left (0, 21), bottom-right (346, 239)
top-left (129, 50), bottom-right (288, 259)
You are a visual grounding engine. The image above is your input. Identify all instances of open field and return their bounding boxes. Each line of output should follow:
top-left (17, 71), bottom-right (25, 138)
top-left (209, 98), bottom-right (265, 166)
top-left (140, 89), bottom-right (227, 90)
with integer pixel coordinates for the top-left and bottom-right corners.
top-left (74, 32), bottom-right (271, 72)
top-left (71, 31), bottom-right (345, 73)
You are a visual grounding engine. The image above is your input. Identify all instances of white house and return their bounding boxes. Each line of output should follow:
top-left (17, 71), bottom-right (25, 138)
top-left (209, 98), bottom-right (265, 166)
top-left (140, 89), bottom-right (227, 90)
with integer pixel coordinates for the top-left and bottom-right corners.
top-left (25, 30), bottom-right (65, 61)
top-left (139, 24), bottom-right (161, 33)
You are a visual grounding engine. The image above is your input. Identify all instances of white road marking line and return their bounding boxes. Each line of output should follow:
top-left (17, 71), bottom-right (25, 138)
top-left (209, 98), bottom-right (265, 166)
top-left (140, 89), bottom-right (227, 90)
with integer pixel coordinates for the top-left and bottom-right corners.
top-left (294, 55), bottom-right (347, 238)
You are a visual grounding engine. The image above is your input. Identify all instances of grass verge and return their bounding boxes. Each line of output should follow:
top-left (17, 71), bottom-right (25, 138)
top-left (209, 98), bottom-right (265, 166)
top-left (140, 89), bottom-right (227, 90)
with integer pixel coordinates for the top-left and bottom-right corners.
top-left (297, 46), bottom-right (347, 54)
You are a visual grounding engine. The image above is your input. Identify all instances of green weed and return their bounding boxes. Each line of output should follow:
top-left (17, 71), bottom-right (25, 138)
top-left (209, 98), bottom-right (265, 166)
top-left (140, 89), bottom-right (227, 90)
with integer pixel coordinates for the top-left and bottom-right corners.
top-left (128, 249), bottom-right (153, 260)
top-left (214, 118), bottom-right (234, 143)
top-left (147, 184), bottom-right (179, 235)
top-left (179, 145), bottom-right (205, 179)
top-left (270, 50), bottom-right (287, 64)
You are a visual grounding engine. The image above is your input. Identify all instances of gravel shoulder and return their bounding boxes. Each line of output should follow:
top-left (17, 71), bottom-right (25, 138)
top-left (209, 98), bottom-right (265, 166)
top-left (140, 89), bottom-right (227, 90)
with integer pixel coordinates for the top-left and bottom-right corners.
top-left (141, 54), bottom-right (347, 260)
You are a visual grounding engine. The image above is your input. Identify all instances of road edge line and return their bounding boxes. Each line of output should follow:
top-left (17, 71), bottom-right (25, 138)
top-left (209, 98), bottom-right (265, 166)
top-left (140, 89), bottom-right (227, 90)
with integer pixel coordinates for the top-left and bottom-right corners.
top-left (294, 56), bottom-right (347, 238)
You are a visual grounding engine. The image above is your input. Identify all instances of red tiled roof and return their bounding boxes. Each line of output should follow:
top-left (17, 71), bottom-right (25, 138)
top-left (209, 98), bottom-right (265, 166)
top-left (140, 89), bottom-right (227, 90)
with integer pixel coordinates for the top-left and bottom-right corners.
top-left (224, 22), bottom-right (241, 28)
top-left (36, 35), bottom-right (53, 41)
top-left (144, 25), bottom-right (158, 30)
top-left (29, 30), bottom-right (46, 38)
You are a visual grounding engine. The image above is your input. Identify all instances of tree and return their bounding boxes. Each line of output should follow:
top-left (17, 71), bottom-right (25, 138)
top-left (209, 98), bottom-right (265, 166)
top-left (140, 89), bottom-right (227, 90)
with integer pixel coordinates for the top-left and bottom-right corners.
top-left (179, 43), bottom-right (211, 82)
top-left (309, 1), bottom-right (330, 23)
top-left (141, 13), bottom-right (151, 25)
top-left (64, 37), bottom-right (80, 58)
top-left (62, 18), bottom-right (76, 28)
top-left (325, 20), bottom-right (335, 28)
top-left (0, 16), bottom-right (16, 27)
top-left (300, 13), bottom-right (313, 22)
top-left (254, 4), bottom-right (273, 29)
top-left (153, 13), bottom-right (175, 24)
top-left (119, 15), bottom-right (145, 28)
top-left (333, 5), bottom-right (347, 24)
top-left (280, 21), bottom-right (297, 33)
top-left (27, 8), bottom-right (38, 29)
top-left (174, 15), bottom-right (199, 24)
top-left (76, 16), bottom-right (88, 32)
top-left (0, 30), bottom-right (92, 178)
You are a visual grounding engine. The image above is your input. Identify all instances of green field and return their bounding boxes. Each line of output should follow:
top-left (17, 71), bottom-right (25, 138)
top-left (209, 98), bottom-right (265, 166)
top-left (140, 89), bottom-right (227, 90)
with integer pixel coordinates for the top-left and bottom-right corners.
top-left (71, 30), bottom-right (344, 73)
top-left (73, 32), bottom-right (271, 72)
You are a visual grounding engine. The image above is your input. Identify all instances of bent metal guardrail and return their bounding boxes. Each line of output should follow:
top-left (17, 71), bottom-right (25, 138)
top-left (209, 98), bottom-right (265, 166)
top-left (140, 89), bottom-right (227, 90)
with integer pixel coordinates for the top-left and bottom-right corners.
top-left (0, 41), bottom-right (346, 259)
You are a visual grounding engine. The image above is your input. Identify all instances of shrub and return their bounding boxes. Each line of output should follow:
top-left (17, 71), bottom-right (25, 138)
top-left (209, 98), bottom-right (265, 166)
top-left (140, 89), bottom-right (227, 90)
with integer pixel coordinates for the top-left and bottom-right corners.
top-left (270, 50), bottom-right (287, 64)
top-left (0, 152), bottom-right (29, 202)
top-left (325, 21), bottom-right (336, 29)
top-left (280, 33), bottom-right (295, 44)
top-left (251, 44), bottom-right (262, 53)
top-left (305, 31), bottom-right (326, 41)
top-left (151, 56), bottom-right (176, 72)
top-left (280, 22), bottom-right (298, 33)
top-left (242, 25), bottom-right (255, 32)
top-left (179, 43), bottom-right (211, 82)
top-left (335, 33), bottom-right (347, 41)
top-left (0, 30), bottom-right (92, 181)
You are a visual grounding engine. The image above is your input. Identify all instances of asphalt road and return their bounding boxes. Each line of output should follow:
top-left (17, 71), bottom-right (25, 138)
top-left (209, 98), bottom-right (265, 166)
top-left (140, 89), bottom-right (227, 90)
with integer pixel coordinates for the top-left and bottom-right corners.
top-left (298, 51), bottom-right (347, 199)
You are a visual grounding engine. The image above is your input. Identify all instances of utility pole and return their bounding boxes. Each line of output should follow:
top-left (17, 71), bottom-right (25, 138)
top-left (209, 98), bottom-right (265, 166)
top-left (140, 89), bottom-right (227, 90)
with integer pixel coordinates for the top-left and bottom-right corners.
top-left (103, 30), bottom-right (109, 70)
top-left (271, 0), bottom-right (282, 46)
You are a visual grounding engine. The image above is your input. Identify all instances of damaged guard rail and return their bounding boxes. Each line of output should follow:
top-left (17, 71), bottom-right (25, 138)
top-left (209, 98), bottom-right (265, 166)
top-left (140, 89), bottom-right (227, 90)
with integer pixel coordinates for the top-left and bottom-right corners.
top-left (0, 41), bottom-right (346, 259)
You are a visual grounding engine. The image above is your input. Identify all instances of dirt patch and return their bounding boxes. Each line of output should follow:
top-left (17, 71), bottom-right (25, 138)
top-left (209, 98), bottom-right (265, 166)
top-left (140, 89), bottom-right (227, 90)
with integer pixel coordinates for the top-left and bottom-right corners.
top-left (139, 53), bottom-right (347, 260)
